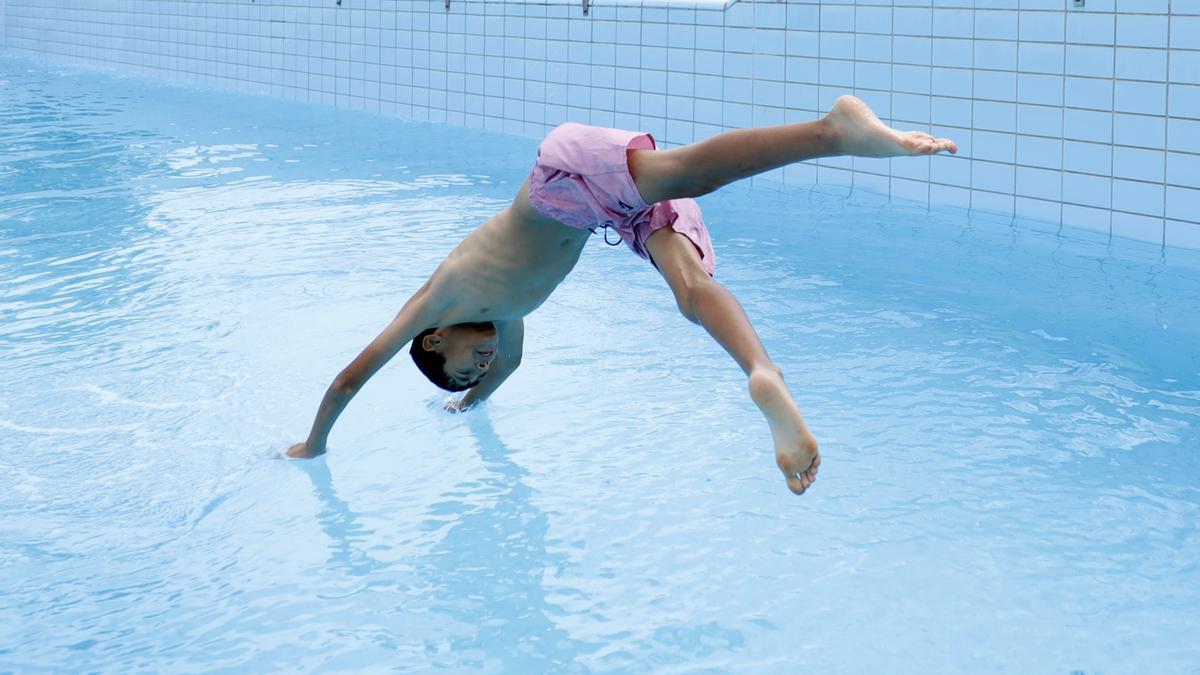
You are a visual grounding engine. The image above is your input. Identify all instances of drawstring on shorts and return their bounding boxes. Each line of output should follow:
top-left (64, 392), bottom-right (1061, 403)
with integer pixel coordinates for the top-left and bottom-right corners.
top-left (588, 223), bottom-right (623, 247)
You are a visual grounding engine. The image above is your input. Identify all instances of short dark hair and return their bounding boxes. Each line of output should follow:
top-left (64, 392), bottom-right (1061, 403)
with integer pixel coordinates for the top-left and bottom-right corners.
top-left (410, 327), bottom-right (481, 392)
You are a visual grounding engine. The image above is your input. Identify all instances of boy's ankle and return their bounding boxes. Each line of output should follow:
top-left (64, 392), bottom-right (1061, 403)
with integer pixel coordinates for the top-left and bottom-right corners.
top-left (815, 116), bottom-right (842, 156)
top-left (749, 362), bottom-right (783, 381)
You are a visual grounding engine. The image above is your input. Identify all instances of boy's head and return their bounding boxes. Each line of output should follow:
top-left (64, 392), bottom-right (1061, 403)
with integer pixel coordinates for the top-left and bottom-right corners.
top-left (410, 322), bottom-right (499, 392)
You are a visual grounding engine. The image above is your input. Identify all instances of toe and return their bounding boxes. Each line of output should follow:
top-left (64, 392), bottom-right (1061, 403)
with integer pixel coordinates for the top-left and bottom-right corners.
top-left (786, 474), bottom-right (808, 495)
top-left (912, 136), bottom-right (942, 155)
top-left (784, 467), bottom-right (817, 495)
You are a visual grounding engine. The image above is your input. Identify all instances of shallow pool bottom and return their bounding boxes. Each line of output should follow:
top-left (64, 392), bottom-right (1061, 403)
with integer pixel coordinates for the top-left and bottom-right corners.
top-left (2, 56), bottom-right (1199, 672)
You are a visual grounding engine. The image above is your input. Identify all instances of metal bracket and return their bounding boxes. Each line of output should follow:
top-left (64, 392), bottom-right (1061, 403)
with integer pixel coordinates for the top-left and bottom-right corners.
top-left (445, 0), bottom-right (450, 9)
top-left (583, 0), bottom-right (590, 15)
top-left (1072, 0), bottom-right (1084, 6)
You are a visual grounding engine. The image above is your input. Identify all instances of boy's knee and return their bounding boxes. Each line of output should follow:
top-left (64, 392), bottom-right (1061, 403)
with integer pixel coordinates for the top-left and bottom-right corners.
top-left (674, 276), bottom-right (715, 324)
top-left (675, 293), bottom-right (699, 324)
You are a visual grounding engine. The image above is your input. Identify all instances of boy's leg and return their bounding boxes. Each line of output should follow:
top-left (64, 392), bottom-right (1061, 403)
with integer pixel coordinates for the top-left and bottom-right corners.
top-left (643, 228), bottom-right (820, 495)
top-left (629, 95), bottom-right (957, 205)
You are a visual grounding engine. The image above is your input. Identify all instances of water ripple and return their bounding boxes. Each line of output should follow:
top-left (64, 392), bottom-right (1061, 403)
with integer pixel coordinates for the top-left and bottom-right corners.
top-left (2, 55), bottom-right (1200, 673)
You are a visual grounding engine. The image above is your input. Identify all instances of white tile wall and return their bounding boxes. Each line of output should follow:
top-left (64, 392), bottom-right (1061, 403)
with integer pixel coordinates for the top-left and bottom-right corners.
top-left (3, 0), bottom-right (1199, 249)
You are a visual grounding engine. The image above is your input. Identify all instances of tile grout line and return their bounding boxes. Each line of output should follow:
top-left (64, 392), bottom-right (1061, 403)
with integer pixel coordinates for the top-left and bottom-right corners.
top-left (886, 0), bottom-right (895, 205)
top-left (925, 1), bottom-right (932, 210)
top-left (969, 0), bottom-right (976, 219)
top-left (1163, 0), bottom-right (1172, 248)
top-left (1108, 8), bottom-right (1117, 242)
top-left (816, 0), bottom-right (823, 186)
top-left (1010, 2), bottom-right (1022, 224)
top-left (1058, 2), bottom-right (1068, 234)
top-left (6, 0), bottom-right (1200, 235)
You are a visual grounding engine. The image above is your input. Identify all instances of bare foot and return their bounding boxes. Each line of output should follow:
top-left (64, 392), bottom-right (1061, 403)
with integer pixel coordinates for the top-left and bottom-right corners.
top-left (748, 367), bottom-right (821, 495)
top-left (825, 95), bottom-right (957, 158)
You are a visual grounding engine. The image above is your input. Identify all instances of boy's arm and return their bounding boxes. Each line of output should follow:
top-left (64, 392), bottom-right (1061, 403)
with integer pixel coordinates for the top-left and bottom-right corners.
top-left (287, 288), bottom-right (436, 458)
top-left (449, 318), bottom-right (524, 412)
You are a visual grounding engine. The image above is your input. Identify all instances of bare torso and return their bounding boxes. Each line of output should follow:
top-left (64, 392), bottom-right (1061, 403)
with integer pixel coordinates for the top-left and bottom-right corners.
top-left (424, 179), bottom-right (590, 325)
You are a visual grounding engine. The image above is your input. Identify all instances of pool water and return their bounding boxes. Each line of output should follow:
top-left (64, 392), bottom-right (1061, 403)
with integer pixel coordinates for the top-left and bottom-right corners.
top-left (3, 56), bottom-right (1199, 672)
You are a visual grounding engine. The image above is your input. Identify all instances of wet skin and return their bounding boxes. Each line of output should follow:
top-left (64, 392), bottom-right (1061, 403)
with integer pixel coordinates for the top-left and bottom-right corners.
top-left (288, 96), bottom-right (957, 496)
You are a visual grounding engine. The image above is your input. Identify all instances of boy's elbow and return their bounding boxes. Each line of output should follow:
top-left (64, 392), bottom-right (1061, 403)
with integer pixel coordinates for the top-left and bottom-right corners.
top-left (332, 370), bottom-right (363, 395)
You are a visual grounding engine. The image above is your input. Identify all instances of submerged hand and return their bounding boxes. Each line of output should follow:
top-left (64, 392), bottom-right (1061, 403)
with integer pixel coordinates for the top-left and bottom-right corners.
top-left (444, 397), bottom-right (471, 413)
top-left (285, 442), bottom-right (325, 459)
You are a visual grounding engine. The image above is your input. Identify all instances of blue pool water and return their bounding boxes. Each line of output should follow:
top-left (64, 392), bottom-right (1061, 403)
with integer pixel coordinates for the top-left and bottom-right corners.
top-left (3, 56), bottom-right (1200, 672)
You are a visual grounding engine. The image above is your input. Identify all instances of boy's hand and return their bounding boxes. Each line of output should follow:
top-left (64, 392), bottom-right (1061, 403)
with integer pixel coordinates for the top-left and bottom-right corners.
top-left (285, 442), bottom-right (325, 459)
top-left (444, 397), bottom-right (472, 413)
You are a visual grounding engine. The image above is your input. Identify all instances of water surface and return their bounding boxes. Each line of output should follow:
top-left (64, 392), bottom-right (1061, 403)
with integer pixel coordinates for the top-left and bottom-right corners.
top-left (2, 56), bottom-right (1199, 673)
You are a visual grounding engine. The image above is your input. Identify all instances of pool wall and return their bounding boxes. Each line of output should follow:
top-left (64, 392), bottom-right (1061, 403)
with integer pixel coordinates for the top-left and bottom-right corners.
top-left (3, 0), bottom-right (1198, 249)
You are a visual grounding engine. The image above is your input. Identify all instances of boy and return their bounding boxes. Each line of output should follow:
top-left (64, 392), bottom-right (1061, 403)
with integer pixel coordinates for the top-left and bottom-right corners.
top-left (287, 96), bottom-right (957, 496)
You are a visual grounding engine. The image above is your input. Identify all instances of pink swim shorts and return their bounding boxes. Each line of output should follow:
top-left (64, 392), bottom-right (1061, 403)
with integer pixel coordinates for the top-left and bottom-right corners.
top-left (528, 122), bottom-right (716, 276)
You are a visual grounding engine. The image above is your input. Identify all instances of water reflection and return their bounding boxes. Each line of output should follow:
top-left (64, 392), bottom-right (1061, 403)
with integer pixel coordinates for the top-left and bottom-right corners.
top-left (416, 412), bottom-right (590, 670)
top-left (300, 457), bottom-right (385, 578)
top-left (295, 413), bottom-right (590, 668)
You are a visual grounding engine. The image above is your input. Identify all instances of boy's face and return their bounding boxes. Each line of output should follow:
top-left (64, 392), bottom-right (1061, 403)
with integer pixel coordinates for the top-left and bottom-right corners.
top-left (423, 323), bottom-right (499, 389)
